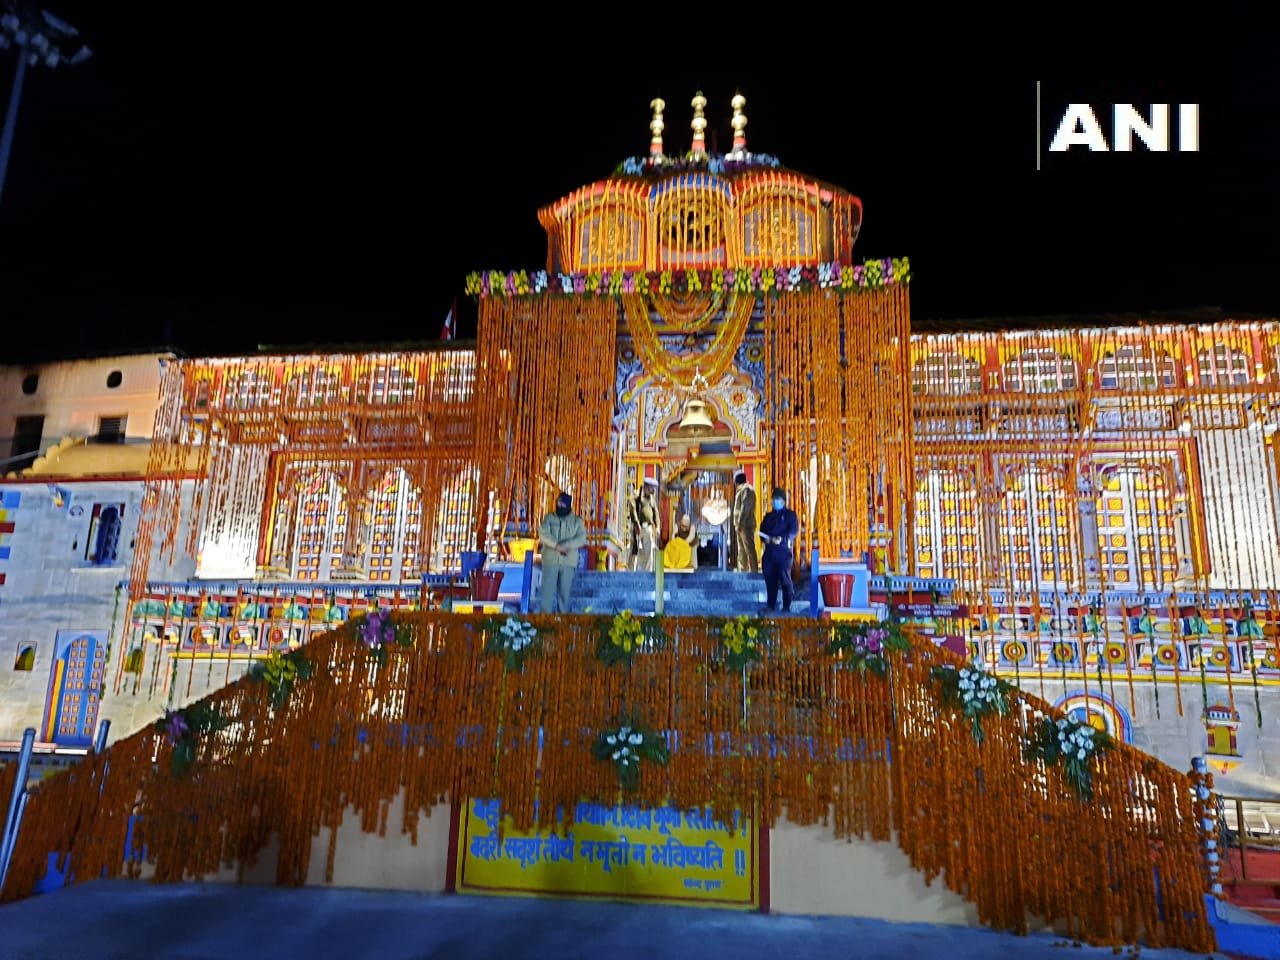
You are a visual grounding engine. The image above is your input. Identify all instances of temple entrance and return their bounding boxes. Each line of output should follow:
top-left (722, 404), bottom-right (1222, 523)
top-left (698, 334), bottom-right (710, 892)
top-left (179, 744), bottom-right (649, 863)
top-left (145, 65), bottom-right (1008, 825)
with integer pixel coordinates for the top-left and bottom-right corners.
top-left (655, 413), bottom-right (744, 572)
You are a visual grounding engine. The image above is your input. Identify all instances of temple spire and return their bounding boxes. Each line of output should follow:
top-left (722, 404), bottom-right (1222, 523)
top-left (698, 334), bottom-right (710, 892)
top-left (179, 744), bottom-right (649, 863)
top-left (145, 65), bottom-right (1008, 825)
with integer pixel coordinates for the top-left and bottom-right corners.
top-left (729, 93), bottom-right (748, 158)
top-left (649, 98), bottom-right (666, 161)
top-left (690, 91), bottom-right (708, 159)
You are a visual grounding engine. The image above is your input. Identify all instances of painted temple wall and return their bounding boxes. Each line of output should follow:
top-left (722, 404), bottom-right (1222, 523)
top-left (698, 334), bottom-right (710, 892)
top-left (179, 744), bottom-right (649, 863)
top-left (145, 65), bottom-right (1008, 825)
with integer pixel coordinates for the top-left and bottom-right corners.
top-left (125, 793), bottom-right (1001, 927)
top-left (0, 479), bottom-right (215, 748)
top-left (1031, 679), bottom-right (1280, 801)
top-left (1198, 428), bottom-right (1280, 590)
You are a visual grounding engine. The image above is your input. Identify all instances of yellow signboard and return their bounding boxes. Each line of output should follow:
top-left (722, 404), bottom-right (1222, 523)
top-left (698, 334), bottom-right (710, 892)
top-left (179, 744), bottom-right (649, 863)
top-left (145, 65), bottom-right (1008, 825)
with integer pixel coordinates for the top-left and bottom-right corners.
top-left (455, 798), bottom-right (760, 909)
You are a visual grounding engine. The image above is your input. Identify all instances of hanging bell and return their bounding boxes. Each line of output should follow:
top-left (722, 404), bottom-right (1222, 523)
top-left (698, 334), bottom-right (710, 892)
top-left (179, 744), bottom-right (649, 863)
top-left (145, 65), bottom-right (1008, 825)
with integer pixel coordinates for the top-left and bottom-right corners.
top-left (677, 397), bottom-right (715, 437)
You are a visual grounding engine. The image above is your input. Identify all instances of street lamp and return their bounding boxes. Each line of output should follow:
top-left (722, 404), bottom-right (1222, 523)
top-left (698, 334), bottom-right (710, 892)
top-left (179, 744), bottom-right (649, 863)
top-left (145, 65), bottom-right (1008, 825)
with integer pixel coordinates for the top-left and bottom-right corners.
top-left (0, 3), bottom-right (91, 205)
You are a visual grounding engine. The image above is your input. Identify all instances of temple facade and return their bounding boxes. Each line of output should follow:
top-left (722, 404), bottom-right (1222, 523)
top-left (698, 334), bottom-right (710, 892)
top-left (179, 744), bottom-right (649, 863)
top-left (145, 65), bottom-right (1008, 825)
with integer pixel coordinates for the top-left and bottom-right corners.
top-left (2, 96), bottom-right (1279, 797)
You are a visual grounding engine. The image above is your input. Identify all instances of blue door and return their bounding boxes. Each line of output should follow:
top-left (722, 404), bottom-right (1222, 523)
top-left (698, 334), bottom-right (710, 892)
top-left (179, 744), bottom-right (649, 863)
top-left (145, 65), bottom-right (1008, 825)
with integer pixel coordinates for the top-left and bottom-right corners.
top-left (49, 632), bottom-right (105, 747)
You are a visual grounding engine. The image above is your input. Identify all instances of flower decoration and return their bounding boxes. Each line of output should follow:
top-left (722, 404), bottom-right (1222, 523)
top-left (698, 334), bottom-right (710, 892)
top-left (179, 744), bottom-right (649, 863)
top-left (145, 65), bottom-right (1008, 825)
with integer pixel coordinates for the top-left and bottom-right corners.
top-left (597, 610), bottom-right (667, 668)
top-left (931, 661), bottom-right (1014, 744)
top-left (592, 714), bottom-right (670, 792)
top-left (153, 702), bottom-right (229, 778)
top-left (1051, 641), bottom-right (1075, 665)
top-left (464, 258), bottom-right (909, 301)
top-left (715, 615), bottom-right (767, 671)
top-left (1024, 714), bottom-right (1113, 801)
top-left (358, 609), bottom-right (412, 665)
top-left (247, 649), bottom-right (314, 712)
top-left (483, 615), bottom-right (544, 673)
top-left (825, 618), bottom-right (910, 677)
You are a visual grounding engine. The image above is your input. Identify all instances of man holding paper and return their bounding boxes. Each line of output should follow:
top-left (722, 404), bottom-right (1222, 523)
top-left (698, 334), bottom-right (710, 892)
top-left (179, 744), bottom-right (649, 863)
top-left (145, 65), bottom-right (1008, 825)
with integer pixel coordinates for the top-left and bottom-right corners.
top-left (758, 487), bottom-right (799, 614)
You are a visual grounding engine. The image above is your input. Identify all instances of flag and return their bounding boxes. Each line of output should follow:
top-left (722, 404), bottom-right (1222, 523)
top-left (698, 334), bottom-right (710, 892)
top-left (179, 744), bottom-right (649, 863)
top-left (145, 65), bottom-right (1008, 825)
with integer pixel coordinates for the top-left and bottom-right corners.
top-left (440, 299), bottom-right (456, 341)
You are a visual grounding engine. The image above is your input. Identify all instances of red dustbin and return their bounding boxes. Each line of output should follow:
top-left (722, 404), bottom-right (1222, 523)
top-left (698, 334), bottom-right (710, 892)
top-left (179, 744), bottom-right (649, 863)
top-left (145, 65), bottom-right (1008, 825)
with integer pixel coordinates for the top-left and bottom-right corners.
top-left (818, 573), bottom-right (855, 607)
top-left (471, 570), bottom-right (504, 601)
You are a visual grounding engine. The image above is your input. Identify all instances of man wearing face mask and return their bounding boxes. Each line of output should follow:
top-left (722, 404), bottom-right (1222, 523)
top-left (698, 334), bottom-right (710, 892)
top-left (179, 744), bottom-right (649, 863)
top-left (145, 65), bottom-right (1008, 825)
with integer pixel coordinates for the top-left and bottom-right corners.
top-left (758, 486), bottom-right (799, 614)
top-left (538, 491), bottom-right (586, 614)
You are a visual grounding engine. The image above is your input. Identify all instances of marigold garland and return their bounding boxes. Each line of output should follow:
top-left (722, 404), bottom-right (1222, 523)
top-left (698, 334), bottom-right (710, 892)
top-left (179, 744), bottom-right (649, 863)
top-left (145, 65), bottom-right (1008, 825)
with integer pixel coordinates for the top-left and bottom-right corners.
top-left (1, 612), bottom-right (1216, 955)
top-left (464, 258), bottom-right (911, 300)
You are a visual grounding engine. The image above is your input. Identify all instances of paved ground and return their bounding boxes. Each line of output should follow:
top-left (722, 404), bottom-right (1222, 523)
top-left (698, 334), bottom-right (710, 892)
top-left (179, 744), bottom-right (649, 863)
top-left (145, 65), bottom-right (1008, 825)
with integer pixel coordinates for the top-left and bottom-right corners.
top-left (0, 881), bottom-right (1233, 960)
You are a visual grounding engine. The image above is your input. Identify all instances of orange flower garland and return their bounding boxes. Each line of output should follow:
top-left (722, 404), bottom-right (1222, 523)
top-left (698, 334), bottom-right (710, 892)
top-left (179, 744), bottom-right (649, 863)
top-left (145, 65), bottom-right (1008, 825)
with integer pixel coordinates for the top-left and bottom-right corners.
top-left (0, 613), bottom-right (1215, 953)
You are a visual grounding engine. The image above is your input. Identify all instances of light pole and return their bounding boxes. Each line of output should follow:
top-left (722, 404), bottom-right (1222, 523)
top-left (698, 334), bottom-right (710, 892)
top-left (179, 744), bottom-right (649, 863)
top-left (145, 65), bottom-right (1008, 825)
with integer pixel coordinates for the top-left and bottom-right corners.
top-left (0, 3), bottom-right (91, 205)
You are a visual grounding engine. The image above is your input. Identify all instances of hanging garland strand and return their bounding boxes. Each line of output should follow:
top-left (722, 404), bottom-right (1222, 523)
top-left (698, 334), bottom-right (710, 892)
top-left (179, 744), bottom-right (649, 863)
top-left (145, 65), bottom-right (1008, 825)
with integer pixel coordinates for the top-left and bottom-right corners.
top-left (2, 613), bottom-right (1216, 954)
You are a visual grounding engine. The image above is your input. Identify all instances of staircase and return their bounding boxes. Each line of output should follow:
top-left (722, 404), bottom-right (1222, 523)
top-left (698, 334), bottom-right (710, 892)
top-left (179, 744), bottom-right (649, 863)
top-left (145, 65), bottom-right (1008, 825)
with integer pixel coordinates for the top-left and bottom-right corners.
top-left (1221, 846), bottom-right (1280, 924)
top-left (566, 568), bottom-right (812, 617)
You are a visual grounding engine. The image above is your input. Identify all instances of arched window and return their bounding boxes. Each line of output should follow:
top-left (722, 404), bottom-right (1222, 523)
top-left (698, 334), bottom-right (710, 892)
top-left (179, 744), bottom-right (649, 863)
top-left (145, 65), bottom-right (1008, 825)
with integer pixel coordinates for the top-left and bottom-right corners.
top-left (911, 353), bottom-right (982, 396)
top-left (1098, 346), bottom-right (1177, 390)
top-left (1197, 343), bottom-right (1251, 387)
top-left (1002, 348), bottom-right (1078, 393)
top-left (285, 366), bottom-right (342, 407)
top-left (913, 467), bottom-right (984, 585)
top-left (997, 466), bottom-right (1078, 589)
top-left (365, 470), bottom-right (423, 582)
top-left (1095, 462), bottom-right (1178, 590)
top-left (356, 363), bottom-right (419, 404)
top-left (279, 468), bottom-right (423, 582)
top-left (288, 470), bottom-right (346, 581)
top-left (223, 367), bottom-right (275, 410)
top-left (85, 503), bottom-right (124, 566)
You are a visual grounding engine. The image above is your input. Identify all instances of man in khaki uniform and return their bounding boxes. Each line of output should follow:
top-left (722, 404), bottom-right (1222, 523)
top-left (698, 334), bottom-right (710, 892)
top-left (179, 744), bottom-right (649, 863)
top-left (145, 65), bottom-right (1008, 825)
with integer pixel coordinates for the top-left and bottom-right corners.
top-left (538, 492), bottom-right (586, 614)
top-left (732, 471), bottom-right (758, 574)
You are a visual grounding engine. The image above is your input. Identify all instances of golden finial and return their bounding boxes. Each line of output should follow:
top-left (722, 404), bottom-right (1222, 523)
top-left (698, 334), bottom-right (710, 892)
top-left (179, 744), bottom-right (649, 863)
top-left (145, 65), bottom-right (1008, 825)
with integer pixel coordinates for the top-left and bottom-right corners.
top-left (690, 91), bottom-right (708, 159)
top-left (730, 93), bottom-right (748, 158)
top-left (650, 97), bottom-right (666, 160)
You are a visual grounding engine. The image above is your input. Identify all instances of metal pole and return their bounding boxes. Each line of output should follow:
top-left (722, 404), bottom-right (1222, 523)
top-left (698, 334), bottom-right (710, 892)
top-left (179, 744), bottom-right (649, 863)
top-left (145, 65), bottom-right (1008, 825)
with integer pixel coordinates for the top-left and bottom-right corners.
top-left (93, 718), bottom-right (111, 754)
top-left (0, 51), bottom-right (29, 206)
top-left (655, 549), bottom-right (664, 616)
top-left (0, 727), bottom-right (36, 892)
top-left (1237, 796), bottom-right (1248, 880)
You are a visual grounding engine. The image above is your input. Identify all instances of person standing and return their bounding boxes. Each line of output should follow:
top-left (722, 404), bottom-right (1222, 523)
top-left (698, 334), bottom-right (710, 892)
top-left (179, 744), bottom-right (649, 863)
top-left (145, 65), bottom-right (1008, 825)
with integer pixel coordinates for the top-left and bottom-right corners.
top-left (732, 472), bottom-right (758, 574)
top-left (628, 477), bottom-right (660, 572)
top-left (538, 491), bottom-right (586, 614)
top-left (758, 486), bottom-right (799, 613)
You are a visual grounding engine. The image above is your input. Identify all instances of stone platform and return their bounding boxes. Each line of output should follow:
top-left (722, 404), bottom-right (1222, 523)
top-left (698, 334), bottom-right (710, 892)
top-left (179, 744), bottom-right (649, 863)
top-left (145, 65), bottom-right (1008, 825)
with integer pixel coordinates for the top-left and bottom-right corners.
top-left (562, 569), bottom-right (811, 618)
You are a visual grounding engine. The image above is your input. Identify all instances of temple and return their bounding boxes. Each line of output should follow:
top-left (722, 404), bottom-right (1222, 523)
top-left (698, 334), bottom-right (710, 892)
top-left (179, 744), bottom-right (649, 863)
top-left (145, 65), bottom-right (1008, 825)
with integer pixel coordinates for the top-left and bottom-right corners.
top-left (0, 92), bottom-right (1277, 949)
top-left (3, 95), bottom-right (1280, 788)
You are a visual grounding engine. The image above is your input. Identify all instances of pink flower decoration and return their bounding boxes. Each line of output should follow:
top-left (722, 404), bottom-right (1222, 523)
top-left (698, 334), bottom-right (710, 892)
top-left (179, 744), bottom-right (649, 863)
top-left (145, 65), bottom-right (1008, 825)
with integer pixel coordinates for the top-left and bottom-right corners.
top-left (164, 711), bottom-right (189, 744)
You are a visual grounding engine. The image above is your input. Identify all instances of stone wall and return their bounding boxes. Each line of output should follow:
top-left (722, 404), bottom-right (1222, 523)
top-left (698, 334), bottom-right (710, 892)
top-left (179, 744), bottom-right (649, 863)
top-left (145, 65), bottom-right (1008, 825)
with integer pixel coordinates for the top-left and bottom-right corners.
top-left (0, 478), bottom-right (222, 747)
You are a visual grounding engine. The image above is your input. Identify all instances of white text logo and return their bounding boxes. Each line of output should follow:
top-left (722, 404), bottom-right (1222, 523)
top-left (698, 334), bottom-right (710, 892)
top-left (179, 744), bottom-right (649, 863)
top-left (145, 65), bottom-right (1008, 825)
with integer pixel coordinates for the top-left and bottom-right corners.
top-left (1049, 103), bottom-right (1199, 153)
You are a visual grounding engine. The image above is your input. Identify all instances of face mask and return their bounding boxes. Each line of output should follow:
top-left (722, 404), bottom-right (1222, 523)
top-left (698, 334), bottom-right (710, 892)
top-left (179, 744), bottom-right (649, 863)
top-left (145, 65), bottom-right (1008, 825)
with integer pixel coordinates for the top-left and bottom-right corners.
top-left (556, 505), bottom-right (570, 517)
top-left (773, 498), bottom-right (785, 510)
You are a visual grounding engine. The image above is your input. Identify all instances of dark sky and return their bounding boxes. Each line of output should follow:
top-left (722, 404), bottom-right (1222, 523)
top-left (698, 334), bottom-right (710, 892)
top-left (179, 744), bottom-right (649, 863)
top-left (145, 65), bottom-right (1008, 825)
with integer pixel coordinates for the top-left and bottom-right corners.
top-left (2, 9), bottom-right (1277, 362)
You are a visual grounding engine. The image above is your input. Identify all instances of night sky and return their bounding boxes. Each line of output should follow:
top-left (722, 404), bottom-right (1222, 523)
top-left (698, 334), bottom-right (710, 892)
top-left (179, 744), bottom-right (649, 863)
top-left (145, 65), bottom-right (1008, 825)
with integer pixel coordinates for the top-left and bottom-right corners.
top-left (2, 10), bottom-right (1278, 362)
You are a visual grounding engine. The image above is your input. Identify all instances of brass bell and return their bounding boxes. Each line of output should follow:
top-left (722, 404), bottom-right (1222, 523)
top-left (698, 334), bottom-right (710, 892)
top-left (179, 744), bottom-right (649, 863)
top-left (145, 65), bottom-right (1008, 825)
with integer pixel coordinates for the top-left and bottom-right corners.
top-left (677, 397), bottom-right (715, 437)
